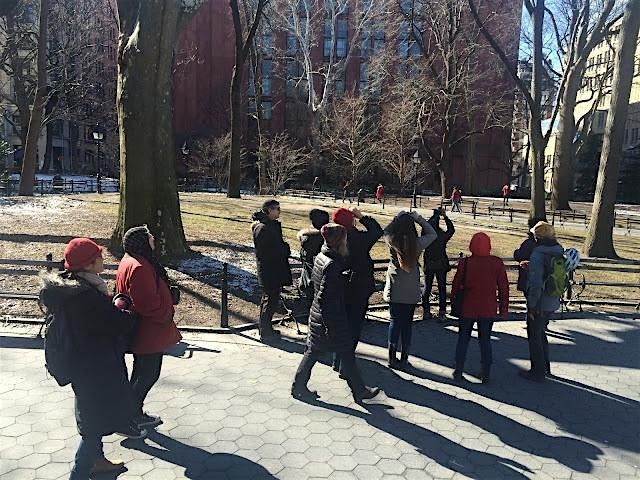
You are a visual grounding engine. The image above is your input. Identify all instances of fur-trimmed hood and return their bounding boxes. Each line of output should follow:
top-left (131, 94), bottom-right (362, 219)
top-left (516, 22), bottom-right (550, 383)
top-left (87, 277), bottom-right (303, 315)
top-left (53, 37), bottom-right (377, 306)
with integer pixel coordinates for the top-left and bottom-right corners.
top-left (297, 228), bottom-right (321, 242)
top-left (39, 271), bottom-right (91, 309)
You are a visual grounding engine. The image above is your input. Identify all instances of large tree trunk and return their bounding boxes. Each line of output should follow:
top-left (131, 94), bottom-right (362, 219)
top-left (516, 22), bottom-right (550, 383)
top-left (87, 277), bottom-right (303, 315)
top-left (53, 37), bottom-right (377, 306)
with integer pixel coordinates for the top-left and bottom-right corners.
top-left (584, 0), bottom-right (640, 258)
top-left (5, 13), bottom-right (30, 147)
top-left (551, 66), bottom-right (584, 211)
top-left (528, 0), bottom-right (547, 219)
top-left (18, 0), bottom-right (48, 196)
top-left (228, 65), bottom-right (243, 198)
top-left (112, 0), bottom-right (191, 258)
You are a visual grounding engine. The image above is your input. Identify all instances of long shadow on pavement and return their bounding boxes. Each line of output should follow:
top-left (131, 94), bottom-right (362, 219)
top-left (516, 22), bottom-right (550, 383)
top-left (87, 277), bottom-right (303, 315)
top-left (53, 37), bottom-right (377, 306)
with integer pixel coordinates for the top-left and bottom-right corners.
top-left (122, 431), bottom-right (277, 479)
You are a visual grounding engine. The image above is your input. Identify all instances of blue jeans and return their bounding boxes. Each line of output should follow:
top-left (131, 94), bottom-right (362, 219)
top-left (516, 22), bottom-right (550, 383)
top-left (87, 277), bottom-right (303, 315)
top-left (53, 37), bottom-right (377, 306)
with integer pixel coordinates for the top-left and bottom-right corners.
top-left (69, 435), bottom-right (103, 480)
top-left (422, 270), bottom-right (448, 313)
top-left (455, 318), bottom-right (494, 369)
top-left (388, 303), bottom-right (416, 353)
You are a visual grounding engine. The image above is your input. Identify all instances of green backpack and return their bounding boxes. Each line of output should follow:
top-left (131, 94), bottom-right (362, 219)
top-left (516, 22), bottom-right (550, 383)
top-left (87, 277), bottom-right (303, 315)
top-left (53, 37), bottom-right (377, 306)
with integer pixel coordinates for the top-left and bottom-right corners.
top-left (544, 254), bottom-right (568, 297)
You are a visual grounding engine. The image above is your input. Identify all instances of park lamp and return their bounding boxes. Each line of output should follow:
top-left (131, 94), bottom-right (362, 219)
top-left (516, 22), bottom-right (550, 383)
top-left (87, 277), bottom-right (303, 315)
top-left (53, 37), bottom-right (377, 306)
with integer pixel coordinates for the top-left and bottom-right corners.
top-left (92, 129), bottom-right (104, 142)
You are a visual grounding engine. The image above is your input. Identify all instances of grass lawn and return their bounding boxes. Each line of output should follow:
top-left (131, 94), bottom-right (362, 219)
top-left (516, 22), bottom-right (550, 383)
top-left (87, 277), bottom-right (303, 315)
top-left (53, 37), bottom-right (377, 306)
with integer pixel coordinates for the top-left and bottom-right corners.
top-left (1, 192), bottom-right (638, 327)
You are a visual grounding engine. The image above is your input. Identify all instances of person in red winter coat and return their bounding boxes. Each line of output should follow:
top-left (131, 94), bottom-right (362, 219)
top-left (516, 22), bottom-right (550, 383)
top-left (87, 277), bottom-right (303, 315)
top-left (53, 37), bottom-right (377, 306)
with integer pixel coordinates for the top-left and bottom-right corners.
top-left (116, 225), bottom-right (181, 429)
top-left (451, 232), bottom-right (508, 383)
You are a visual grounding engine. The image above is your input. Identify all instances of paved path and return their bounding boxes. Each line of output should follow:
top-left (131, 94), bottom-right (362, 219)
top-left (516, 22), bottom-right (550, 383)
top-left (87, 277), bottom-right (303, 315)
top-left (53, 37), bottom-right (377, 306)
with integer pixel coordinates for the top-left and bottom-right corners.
top-left (1, 312), bottom-right (639, 480)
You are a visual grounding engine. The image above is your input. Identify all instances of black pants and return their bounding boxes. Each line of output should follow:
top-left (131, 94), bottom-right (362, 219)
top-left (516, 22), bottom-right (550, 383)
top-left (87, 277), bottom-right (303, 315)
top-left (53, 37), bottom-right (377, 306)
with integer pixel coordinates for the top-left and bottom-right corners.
top-left (130, 353), bottom-right (163, 416)
top-left (527, 311), bottom-right (550, 376)
top-left (333, 299), bottom-right (368, 371)
top-left (259, 286), bottom-right (281, 333)
top-left (294, 349), bottom-right (364, 394)
top-left (422, 270), bottom-right (448, 313)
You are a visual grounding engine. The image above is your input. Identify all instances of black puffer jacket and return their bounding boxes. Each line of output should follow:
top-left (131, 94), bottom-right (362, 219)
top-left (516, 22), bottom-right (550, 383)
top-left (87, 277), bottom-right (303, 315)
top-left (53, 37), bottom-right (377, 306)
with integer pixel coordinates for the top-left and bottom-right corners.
top-left (346, 216), bottom-right (383, 300)
top-left (298, 228), bottom-right (324, 296)
top-left (251, 211), bottom-right (293, 290)
top-left (39, 272), bottom-right (136, 437)
top-left (422, 214), bottom-right (455, 272)
top-left (307, 246), bottom-right (353, 353)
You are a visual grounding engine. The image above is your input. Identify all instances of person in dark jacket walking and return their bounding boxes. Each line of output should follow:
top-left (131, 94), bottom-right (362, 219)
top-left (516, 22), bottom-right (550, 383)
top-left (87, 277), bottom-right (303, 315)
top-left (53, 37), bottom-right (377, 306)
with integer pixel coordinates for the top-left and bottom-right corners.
top-left (292, 224), bottom-right (381, 402)
top-left (513, 216), bottom-right (546, 293)
top-left (40, 238), bottom-right (145, 480)
top-left (521, 221), bottom-right (564, 382)
top-left (116, 226), bottom-right (182, 429)
top-left (330, 207), bottom-right (383, 372)
top-left (421, 208), bottom-right (455, 320)
top-left (252, 200), bottom-right (293, 340)
top-left (297, 209), bottom-right (330, 307)
top-left (384, 211), bottom-right (437, 368)
top-left (451, 232), bottom-right (509, 384)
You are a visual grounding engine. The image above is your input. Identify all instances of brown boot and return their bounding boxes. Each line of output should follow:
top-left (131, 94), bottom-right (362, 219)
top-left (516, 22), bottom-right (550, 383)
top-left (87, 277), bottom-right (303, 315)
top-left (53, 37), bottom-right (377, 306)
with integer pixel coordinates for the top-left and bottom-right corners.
top-left (91, 456), bottom-right (125, 474)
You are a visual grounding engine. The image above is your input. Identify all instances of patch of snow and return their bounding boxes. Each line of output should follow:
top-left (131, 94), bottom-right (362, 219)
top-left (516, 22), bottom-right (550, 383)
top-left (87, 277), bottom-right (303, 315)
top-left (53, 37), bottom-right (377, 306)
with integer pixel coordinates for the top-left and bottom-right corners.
top-left (0, 196), bottom-right (79, 216)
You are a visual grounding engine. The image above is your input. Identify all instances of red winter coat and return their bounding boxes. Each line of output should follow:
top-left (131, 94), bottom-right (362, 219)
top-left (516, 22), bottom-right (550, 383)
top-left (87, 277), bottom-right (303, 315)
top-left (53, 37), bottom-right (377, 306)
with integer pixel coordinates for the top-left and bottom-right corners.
top-left (451, 232), bottom-right (509, 319)
top-left (116, 254), bottom-right (181, 354)
top-left (375, 185), bottom-right (384, 200)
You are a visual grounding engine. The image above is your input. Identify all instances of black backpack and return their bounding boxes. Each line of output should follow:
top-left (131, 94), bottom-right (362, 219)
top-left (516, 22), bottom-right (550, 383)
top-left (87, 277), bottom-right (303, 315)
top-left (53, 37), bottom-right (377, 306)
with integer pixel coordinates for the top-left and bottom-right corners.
top-left (43, 308), bottom-right (75, 387)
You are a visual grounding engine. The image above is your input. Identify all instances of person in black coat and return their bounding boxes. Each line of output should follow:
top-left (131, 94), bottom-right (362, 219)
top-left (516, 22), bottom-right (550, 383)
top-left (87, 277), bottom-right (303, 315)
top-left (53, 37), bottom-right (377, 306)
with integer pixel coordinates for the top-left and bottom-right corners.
top-left (297, 209), bottom-right (330, 308)
top-left (421, 208), bottom-right (455, 320)
top-left (252, 199), bottom-right (293, 340)
top-left (39, 237), bottom-right (144, 480)
top-left (331, 207), bottom-right (383, 372)
top-left (292, 224), bottom-right (381, 402)
top-left (513, 216), bottom-right (546, 292)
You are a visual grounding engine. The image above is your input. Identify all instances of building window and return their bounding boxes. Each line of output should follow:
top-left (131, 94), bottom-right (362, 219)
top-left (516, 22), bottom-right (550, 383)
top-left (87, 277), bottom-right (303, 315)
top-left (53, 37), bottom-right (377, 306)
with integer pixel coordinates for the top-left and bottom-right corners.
top-left (262, 60), bottom-right (272, 97)
top-left (262, 30), bottom-right (273, 55)
top-left (286, 33), bottom-right (298, 54)
top-left (632, 127), bottom-right (639, 143)
top-left (359, 62), bottom-right (368, 94)
top-left (398, 21), bottom-right (421, 58)
top-left (324, 19), bottom-right (348, 58)
top-left (360, 29), bottom-right (384, 58)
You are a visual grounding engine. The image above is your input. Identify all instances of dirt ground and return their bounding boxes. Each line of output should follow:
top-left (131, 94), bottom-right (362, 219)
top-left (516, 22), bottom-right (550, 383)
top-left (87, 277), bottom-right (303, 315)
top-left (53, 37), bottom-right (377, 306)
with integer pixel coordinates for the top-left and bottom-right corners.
top-left (1, 193), bottom-right (638, 327)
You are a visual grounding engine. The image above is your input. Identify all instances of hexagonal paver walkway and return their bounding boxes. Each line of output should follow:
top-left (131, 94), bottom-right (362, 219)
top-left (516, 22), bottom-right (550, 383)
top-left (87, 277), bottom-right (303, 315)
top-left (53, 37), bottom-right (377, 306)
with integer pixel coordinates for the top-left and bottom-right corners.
top-left (1, 311), bottom-right (639, 479)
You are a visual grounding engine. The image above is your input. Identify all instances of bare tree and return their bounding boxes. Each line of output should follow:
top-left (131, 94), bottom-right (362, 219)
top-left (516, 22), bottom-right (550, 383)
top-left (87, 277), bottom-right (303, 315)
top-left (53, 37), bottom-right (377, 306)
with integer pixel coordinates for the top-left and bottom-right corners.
top-left (261, 132), bottom-right (310, 194)
top-left (190, 132), bottom-right (232, 189)
top-left (549, 0), bottom-right (618, 211)
top-left (584, 0), bottom-right (640, 258)
top-left (228, 0), bottom-right (267, 198)
top-left (272, 0), bottom-right (386, 156)
top-left (17, 0), bottom-right (46, 195)
top-left (320, 95), bottom-right (377, 189)
top-left (112, 0), bottom-right (207, 257)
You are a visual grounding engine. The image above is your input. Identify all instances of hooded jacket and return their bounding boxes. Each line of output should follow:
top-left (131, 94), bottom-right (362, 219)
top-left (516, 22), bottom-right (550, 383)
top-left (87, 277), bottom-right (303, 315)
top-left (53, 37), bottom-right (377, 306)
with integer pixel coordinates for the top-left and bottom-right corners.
top-left (345, 216), bottom-right (384, 300)
top-left (116, 254), bottom-right (181, 354)
top-left (298, 228), bottom-right (324, 295)
top-left (307, 245), bottom-right (353, 353)
top-left (451, 233), bottom-right (509, 319)
top-left (251, 210), bottom-right (293, 290)
top-left (39, 272), bottom-right (136, 436)
top-left (526, 240), bottom-right (564, 312)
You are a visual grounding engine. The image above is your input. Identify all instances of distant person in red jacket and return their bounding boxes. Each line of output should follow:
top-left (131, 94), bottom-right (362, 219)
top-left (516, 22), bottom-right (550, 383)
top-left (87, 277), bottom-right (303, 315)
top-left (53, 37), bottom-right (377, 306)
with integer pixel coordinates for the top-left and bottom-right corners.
top-left (116, 225), bottom-right (182, 429)
top-left (375, 184), bottom-right (384, 204)
top-left (502, 184), bottom-right (510, 206)
top-left (451, 232), bottom-right (509, 384)
top-left (451, 187), bottom-right (462, 212)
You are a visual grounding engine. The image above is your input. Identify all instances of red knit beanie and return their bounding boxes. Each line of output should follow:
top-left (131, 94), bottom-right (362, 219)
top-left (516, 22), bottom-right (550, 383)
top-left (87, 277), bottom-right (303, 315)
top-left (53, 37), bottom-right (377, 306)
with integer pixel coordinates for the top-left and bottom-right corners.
top-left (64, 238), bottom-right (103, 271)
top-left (332, 207), bottom-right (354, 229)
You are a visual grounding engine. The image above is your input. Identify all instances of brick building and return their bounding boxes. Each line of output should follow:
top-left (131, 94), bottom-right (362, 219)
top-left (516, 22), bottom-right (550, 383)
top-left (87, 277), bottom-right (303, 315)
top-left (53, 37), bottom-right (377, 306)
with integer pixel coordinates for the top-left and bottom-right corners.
top-left (174, 0), bottom-right (522, 194)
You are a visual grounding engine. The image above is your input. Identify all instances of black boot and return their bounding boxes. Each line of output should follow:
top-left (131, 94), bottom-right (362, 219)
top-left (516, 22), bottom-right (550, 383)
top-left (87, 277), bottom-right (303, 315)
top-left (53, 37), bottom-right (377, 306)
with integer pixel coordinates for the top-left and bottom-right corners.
top-left (388, 345), bottom-right (399, 369)
top-left (452, 365), bottom-right (464, 381)
top-left (481, 364), bottom-right (491, 385)
top-left (399, 350), bottom-right (412, 370)
top-left (291, 384), bottom-right (319, 400)
top-left (422, 305), bottom-right (432, 321)
top-left (353, 386), bottom-right (381, 403)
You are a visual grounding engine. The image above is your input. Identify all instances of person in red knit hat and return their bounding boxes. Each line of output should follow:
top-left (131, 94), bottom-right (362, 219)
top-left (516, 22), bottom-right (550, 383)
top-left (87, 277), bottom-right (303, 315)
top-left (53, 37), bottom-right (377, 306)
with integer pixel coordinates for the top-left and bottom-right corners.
top-left (451, 232), bottom-right (509, 384)
top-left (40, 238), bottom-right (144, 479)
top-left (330, 206), bottom-right (383, 374)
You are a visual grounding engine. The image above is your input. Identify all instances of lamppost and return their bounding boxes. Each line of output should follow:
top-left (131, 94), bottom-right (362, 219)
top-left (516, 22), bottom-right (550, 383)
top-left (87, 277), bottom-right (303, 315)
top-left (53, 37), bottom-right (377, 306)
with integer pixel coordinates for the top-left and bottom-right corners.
top-left (411, 135), bottom-right (421, 210)
top-left (92, 125), bottom-right (104, 194)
